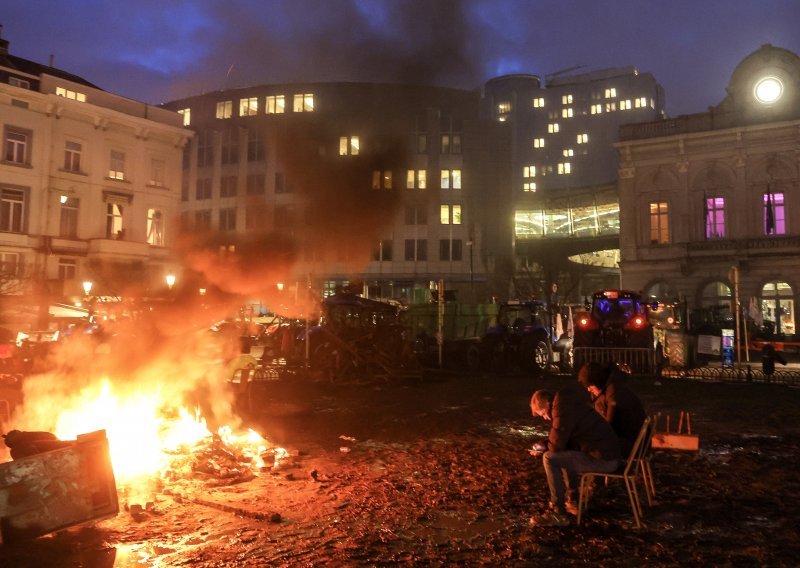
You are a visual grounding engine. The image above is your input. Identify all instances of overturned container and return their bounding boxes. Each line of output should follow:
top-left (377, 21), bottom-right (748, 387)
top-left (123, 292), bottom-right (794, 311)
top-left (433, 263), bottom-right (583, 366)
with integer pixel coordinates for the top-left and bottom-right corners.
top-left (0, 429), bottom-right (118, 544)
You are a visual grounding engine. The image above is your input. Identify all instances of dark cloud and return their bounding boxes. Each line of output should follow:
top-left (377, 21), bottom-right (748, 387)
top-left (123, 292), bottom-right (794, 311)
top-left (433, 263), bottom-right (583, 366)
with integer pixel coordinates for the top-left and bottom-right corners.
top-left (3, 0), bottom-right (800, 114)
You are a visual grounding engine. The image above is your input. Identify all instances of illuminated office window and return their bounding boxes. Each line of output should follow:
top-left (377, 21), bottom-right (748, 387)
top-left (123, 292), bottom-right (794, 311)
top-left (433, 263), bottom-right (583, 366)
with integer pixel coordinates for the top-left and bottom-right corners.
top-left (562, 94), bottom-right (573, 104)
top-left (591, 104), bottom-right (603, 114)
top-left (604, 87), bottom-right (617, 98)
top-left (605, 102), bottom-right (617, 112)
top-left (562, 107), bottom-right (573, 118)
top-left (557, 162), bottom-right (571, 175)
top-left (563, 148), bottom-right (573, 157)
top-left (532, 97), bottom-right (545, 108)
top-left (266, 95), bottom-right (285, 114)
top-left (548, 123), bottom-right (560, 133)
top-left (533, 138), bottom-right (545, 148)
top-left (239, 97), bottom-right (258, 116)
top-left (620, 99), bottom-right (632, 110)
top-left (216, 101), bottom-right (232, 119)
top-left (577, 133), bottom-right (589, 144)
top-left (634, 96), bottom-right (648, 108)
top-left (293, 93), bottom-right (314, 112)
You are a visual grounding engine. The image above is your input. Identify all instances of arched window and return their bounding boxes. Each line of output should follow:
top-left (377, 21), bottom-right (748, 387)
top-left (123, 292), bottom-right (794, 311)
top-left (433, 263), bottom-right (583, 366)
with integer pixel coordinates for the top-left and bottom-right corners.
top-left (644, 281), bottom-right (676, 302)
top-left (761, 281), bottom-right (794, 336)
top-left (701, 281), bottom-right (731, 315)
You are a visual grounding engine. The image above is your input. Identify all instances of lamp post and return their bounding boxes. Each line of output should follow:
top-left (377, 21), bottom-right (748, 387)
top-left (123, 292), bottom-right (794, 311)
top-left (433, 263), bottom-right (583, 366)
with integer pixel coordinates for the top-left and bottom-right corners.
top-left (165, 274), bottom-right (176, 290)
top-left (82, 280), bottom-right (93, 321)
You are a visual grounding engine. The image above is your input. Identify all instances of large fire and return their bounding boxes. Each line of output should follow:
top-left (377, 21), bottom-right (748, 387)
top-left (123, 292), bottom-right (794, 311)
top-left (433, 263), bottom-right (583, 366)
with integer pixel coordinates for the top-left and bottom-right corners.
top-left (5, 313), bottom-right (287, 500)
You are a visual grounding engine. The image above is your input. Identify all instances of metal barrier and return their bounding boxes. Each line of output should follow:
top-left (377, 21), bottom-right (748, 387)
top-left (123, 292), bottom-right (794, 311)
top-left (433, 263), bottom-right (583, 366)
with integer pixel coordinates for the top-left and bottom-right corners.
top-left (573, 347), bottom-right (656, 375)
top-left (662, 365), bottom-right (800, 387)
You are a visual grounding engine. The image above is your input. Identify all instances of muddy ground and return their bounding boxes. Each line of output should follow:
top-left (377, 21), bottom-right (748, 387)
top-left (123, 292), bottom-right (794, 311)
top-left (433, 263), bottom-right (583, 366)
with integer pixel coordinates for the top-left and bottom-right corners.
top-left (2, 370), bottom-right (800, 567)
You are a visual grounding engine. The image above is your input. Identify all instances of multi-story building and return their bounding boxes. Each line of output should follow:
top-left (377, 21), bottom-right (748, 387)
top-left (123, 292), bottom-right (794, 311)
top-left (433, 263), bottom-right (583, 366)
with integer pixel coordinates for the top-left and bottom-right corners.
top-left (164, 83), bottom-right (497, 304)
top-left (0, 35), bottom-right (189, 329)
top-left (480, 68), bottom-right (666, 298)
top-left (617, 44), bottom-right (800, 337)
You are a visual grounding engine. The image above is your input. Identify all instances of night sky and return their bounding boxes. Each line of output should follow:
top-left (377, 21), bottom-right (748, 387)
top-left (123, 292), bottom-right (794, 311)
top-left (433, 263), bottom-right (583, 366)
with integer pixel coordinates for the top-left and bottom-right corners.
top-left (3, 0), bottom-right (799, 116)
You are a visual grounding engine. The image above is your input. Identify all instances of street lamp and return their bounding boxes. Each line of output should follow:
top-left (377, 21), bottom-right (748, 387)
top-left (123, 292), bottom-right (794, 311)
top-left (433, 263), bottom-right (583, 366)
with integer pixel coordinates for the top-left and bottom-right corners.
top-left (82, 280), bottom-right (94, 321)
top-left (165, 274), bottom-right (176, 290)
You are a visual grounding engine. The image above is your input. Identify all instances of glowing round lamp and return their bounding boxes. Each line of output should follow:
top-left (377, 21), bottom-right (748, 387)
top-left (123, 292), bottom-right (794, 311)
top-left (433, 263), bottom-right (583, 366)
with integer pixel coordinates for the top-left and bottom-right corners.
top-left (754, 76), bottom-right (783, 104)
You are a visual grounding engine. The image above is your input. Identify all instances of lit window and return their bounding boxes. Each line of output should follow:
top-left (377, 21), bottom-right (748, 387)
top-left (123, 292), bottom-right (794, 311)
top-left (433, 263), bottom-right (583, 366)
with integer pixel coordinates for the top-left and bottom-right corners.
top-left (0, 189), bottom-right (25, 233)
top-left (439, 205), bottom-right (462, 225)
top-left (562, 107), bottom-right (573, 118)
top-left (523, 182), bottom-right (537, 192)
top-left (764, 192), bottom-right (786, 235)
top-left (56, 86), bottom-right (87, 102)
top-left (605, 102), bottom-right (617, 112)
top-left (441, 169), bottom-right (461, 189)
top-left (149, 158), bottom-right (165, 187)
top-left (216, 101), bottom-right (233, 119)
top-left (407, 169), bottom-right (427, 189)
top-left (562, 94), bottom-right (573, 104)
top-left (532, 97), bottom-right (545, 108)
top-left (604, 87), bottom-right (617, 98)
top-left (563, 148), bottom-right (573, 157)
top-left (591, 104), bottom-right (603, 114)
top-left (704, 197), bottom-right (725, 239)
top-left (59, 196), bottom-right (78, 238)
top-left (266, 95), bottom-right (285, 114)
top-left (239, 97), bottom-right (258, 116)
top-left (557, 162), bottom-right (571, 175)
top-left (177, 108), bottom-right (191, 125)
top-left (109, 150), bottom-right (125, 180)
top-left (106, 203), bottom-right (124, 239)
top-left (620, 99), bottom-right (632, 110)
top-left (64, 141), bottom-right (82, 172)
top-left (372, 170), bottom-right (392, 189)
top-left (5, 129), bottom-right (30, 164)
top-left (339, 136), bottom-right (360, 156)
top-left (293, 93), bottom-right (314, 112)
top-left (649, 202), bottom-right (669, 244)
top-left (548, 123), bottom-right (560, 133)
top-left (440, 205), bottom-right (450, 225)
top-left (147, 208), bottom-right (165, 246)
top-left (577, 133), bottom-right (588, 144)
top-left (533, 138), bottom-right (545, 148)
top-left (650, 98), bottom-right (655, 109)
top-left (498, 102), bottom-right (511, 115)
top-left (523, 165), bottom-right (536, 178)
top-left (634, 96), bottom-right (648, 108)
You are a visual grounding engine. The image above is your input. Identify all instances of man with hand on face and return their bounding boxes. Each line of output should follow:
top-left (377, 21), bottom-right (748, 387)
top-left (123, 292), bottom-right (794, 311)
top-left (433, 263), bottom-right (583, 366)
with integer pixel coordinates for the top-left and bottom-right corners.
top-left (528, 387), bottom-right (622, 526)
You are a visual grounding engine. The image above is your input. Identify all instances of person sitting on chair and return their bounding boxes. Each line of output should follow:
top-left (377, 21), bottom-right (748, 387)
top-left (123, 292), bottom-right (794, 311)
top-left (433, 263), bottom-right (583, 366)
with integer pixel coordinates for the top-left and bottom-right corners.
top-left (577, 362), bottom-right (647, 456)
top-left (529, 386), bottom-right (622, 527)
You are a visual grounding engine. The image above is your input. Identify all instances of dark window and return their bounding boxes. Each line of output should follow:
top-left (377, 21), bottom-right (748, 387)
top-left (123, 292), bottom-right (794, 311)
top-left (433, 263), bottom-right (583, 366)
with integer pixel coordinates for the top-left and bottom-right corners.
top-left (220, 176), bottom-right (238, 197)
top-left (275, 172), bottom-right (286, 193)
top-left (439, 239), bottom-right (450, 261)
top-left (247, 128), bottom-right (265, 161)
top-left (221, 128), bottom-right (239, 164)
top-left (196, 178), bottom-right (212, 200)
top-left (247, 173), bottom-right (265, 195)
top-left (219, 207), bottom-right (237, 231)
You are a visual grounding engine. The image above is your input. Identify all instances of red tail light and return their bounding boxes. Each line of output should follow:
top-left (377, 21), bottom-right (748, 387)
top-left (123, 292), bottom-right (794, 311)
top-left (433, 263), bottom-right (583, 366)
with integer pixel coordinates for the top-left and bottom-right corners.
top-left (625, 316), bottom-right (647, 329)
top-left (577, 316), bottom-right (599, 330)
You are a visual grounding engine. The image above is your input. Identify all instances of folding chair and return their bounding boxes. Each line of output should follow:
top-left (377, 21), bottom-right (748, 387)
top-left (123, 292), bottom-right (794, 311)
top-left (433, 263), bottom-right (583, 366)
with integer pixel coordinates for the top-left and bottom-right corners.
top-left (577, 417), bottom-right (652, 528)
top-left (639, 415), bottom-right (658, 505)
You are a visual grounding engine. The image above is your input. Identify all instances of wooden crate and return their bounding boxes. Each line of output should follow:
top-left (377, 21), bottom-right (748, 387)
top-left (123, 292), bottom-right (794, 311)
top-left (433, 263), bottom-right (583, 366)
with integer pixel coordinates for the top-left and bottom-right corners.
top-left (0, 430), bottom-right (119, 543)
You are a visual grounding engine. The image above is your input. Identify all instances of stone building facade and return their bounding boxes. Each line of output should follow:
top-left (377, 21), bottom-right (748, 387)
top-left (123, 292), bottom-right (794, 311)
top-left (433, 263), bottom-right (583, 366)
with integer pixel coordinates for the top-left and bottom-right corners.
top-left (618, 45), bottom-right (800, 337)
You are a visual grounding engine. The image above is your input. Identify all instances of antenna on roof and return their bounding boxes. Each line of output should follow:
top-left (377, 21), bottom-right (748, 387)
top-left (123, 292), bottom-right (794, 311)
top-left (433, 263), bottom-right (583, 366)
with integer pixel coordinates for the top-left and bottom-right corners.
top-left (223, 63), bottom-right (235, 90)
top-left (545, 65), bottom-right (586, 82)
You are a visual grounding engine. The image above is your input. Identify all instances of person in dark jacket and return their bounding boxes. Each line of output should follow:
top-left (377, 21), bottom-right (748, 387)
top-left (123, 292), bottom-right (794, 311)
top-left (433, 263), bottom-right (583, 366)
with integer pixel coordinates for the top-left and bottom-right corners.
top-left (529, 386), bottom-right (622, 526)
top-left (577, 362), bottom-right (647, 456)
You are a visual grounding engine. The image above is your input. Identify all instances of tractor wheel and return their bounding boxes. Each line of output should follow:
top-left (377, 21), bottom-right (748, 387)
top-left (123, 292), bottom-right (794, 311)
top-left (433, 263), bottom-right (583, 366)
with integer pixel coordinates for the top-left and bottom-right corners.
top-left (524, 335), bottom-right (552, 376)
